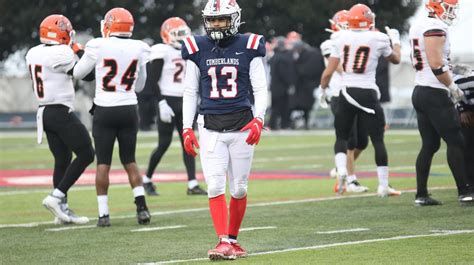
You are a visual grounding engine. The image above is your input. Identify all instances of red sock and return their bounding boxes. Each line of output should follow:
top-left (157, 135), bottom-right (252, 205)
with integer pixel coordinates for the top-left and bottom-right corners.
top-left (228, 196), bottom-right (247, 238)
top-left (209, 194), bottom-right (228, 237)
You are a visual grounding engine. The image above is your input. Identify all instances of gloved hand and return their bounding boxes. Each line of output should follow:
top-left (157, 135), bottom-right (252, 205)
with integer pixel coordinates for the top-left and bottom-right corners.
top-left (385, 26), bottom-right (400, 46)
top-left (318, 86), bottom-right (330, 109)
top-left (159, 99), bottom-right (175, 123)
top-left (448, 83), bottom-right (465, 104)
top-left (240, 117), bottom-right (263, 145)
top-left (71, 42), bottom-right (84, 54)
top-left (182, 128), bottom-right (199, 157)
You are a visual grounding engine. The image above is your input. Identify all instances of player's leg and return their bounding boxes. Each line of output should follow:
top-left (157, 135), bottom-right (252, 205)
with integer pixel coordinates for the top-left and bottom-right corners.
top-left (227, 131), bottom-right (254, 258)
top-left (198, 123), bottom-right (235, 260)
top-left (117, 105), bottom-right (150, 224)
top-left (412, 87), bottom-right (443, 205)
top-left (173, 97), bottom-right (204, 195)
top-left (142, 109), bottom-right (174, 196)
top-left (462, 124), bottom-right (474, 200)
top-left (345, 115), bottom-right (369, 193)
top-left (92, 106), bottom-right (118, 226)
top-left (333, 92), bottom-right (358, 194)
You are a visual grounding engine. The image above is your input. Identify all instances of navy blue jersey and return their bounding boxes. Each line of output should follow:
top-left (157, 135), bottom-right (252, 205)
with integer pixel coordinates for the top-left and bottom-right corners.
top-left (182, 33), bottom-right (266, 115)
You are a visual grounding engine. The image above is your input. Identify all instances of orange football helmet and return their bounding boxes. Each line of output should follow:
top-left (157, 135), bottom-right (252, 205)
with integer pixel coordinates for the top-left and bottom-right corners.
top-left (426, 0), bottom-right (459, 25)
top-left (160, 17), bottom-right (191, 49)
top-left (330, 10), bottom-right (349, 32)
top-left (347, 4), bottom-right (375, 30)
top-left (101, 7), bottom-right (134, 38)
top-left (39, 14), bottom-right (75, 45)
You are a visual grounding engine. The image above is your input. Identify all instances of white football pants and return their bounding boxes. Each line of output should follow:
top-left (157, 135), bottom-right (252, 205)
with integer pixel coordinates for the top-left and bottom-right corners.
top-left (197, 115), bottom-right (254, 199)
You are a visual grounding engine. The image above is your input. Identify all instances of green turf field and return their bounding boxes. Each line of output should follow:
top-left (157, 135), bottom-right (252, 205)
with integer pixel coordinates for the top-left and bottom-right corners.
top-left (0, 131), bottom-right (473, 264)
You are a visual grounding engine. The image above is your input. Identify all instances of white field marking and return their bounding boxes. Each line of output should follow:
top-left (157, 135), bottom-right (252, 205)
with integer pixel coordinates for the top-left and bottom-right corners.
top-left (154, 230), bottom-right (474, 264)
top-left (0, 184), bottom-right (130, 196)
top-left (239, 226), bottom-right (277, 232)
top-left (0, 186), bottom-right (453, 229)
top-left (316, 228), bottom-right (370, 234)
top-left (131, 225), bottom-right (186, 232)
top-left (45, 225), bottom-right (96, 232)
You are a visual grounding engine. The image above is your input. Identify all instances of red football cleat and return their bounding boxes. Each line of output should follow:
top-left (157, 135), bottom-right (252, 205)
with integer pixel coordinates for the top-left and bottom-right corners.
top-left (231, 242), bottom-right (248, 258)
top-left (208, 241), bottom-right (236, 260)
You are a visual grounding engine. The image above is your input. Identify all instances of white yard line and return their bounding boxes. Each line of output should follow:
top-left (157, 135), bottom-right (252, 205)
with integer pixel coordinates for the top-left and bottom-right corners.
top-left (316, 228), bottom-right (370, 234)
top-left (154, 230), bottom-right (474, 264)
top-left (0, 186), bottom-right (453, 229)
top-left (239, 226), bottom-right (277, 232)
top-left (45, 225), bottom-right (96, 232)
top-left (131, 225), bottom-right (186, 233)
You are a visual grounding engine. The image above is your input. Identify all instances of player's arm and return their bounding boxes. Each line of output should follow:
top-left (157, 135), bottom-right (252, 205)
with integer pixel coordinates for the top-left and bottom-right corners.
top-left (73, 43), bottom-right (97, 81)
top-left (249, 57), bottom-right (268, 121)
top-left (182, 60), bottom-right (200, 129)
top-left (385, 44), bottom-right (401, 64)
top-left (384, 27), bottom-right (401, 64)
top-left (425, 35), bottom-right (451, 87)
top-left (320, 57), bottom-right (340, 89)
top-left (144, 59), bottom-right (164, 100)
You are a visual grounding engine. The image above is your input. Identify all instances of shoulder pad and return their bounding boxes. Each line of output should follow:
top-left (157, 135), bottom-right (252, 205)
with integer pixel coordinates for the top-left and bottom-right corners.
top-left (320, 39), bottom-right (334, 57)
top-left (424, 17), bottom-right (448, 32)
top-left (330, 31), bottom-right (343, 41)
top-left (150, 43), bottom-right (169, 60)
top-left (246, 33), bottom-right (266, 57)
top-left (182, 36), bottom-right (200, 58)
top-left (49, 45), bottom-right (75, 72)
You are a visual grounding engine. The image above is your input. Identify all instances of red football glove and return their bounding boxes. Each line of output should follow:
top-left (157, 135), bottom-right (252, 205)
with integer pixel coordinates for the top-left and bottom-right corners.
top-left (182, 128), bottom-right (199, 157)
top-left (240, 118), bottom-right (263, 145)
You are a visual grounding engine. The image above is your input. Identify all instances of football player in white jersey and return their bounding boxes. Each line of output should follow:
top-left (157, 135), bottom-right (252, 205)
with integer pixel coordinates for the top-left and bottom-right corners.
top-left (142, 17), bottom-right (207, 196)
top-left (181, 0), bottom-right (267, 260)
top-left (73, 7), bottom-right (151, 226)
top-left (320, 4), bottom-right (402, 197)
top-left (320, 10), bottom-right (369, 194)
top-left (26, 15), bottom-right (94, 225)
top-left (409, 0), bottom-right (472, 205)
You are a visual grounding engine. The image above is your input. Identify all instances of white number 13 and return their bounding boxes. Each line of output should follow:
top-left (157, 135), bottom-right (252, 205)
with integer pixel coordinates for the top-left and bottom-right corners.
top-left (208, 66), bottom-right (238, 98)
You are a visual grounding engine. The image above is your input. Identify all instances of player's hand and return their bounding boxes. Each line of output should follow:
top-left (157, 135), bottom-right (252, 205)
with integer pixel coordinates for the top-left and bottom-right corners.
top-left (159, 99), bottom-right (175, 123)
top-left (240, 117), bottom-right (263, 145)
top-left (71, 42), bottom-right (84, 54)
top-left (385, 26), bottom-right (400, 46)
top-left (448, 83), bottom-right (465, 104)
top-left (182, 128), bottom-right (199, 157)
top-left (317, 85), bottom-right (329, 109)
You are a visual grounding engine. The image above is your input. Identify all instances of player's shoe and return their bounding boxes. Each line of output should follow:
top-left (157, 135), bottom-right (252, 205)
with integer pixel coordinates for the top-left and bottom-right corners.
top-left (42, 195), bottom-right (71, 223)
top-left (415, 196), bottom-right (443, 206)
top-left (333, 173), bottom-right (346, 195)
top-left (329, 168), bottom-right (337, 178)
top-left (346, 180), bottom-right (369, 193)
top-left (231, 242), bottom-right (248, 258)
top-left (187, 185), bottom-right (208, 195)
top-left (54, 200), bottom-right (89, 225)
top-left (377, 185), bottom-right (402, 197)
top-left (458, 193), bottom-right (474, 203)
top-left (143, 182), bottom-right (159, 196)
top-left (208, 240), bottom-right (236, 261)
top-left (137, 205), bottom-right (151, 225)
top-left (97, 215), bottom-right (111, 227)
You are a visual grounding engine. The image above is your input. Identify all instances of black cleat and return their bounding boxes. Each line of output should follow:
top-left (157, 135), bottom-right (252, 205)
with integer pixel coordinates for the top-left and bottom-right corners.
top-left (414, 196), bottom-right (442, 206)
top-left (137, 206), bottom-right (151, 225)
top-left (97, 215), bottom-right (111, 227)
top-left (187, 185), bottom-right (208, 195)
top-left (143, 182), bottom-right (159, 196)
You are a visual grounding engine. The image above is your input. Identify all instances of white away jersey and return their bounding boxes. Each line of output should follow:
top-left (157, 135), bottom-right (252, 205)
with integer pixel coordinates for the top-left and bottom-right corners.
top-left (321, 38), bottom-right (343, 97)
top-left (409, 16), bottom-right (451, 90)
top-left (330, 30), bottom-right (393, 92)
top-left (149, 43), bottom-right (186, 97)
top-left (25, 44), bottom-right (76, 109)
top-left (83, 37), bottom-right (150, 107)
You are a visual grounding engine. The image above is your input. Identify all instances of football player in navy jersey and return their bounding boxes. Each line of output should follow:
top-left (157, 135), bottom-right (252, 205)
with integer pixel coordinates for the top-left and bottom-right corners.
top-left (181, 0), bottom-right (268, 260)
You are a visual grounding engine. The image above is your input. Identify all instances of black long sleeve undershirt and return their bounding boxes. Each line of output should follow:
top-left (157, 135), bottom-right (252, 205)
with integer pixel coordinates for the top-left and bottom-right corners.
top-left (144, 58), bottom-right (164, 100)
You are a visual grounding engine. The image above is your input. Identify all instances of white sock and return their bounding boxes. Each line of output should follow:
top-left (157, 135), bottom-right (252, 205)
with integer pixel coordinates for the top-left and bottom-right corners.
top-left (346, 175), bottom-right (357, 184)
top-left (188, 179), bottom-right (198, 189)
top-left (52, 189), bottom-right (65, 198)
top-left (142, 175), bottom-right (152, 184)
top-left (133, 186), bottom-right (145, 198)
top-left (335, 153), bottom-right (347, 176)
top-left (229, 238), bottom-right (237, 244)
top-left (97, 195), bottom-right (109, 217)
top-left (220, 237), bottom-right (230, 243)
top-left (377, 166), bottom-right (389, 188)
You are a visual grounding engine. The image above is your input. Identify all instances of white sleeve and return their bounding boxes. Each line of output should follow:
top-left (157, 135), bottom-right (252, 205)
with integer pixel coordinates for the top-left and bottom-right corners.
top-left (134, 44), bottom-right (151, 93)
top-left (49, 45), bottom-right (75, 73)
top-left (249, 57), bottom-right (268, 121)
top-left (182, 60), bottom-right (200, 128)
top-left (377, 33), bottom-right (393, 58)
top-left (73, 40), bottom-right (99, 80)
top-left (149, 44), bottom-right (167, 60)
